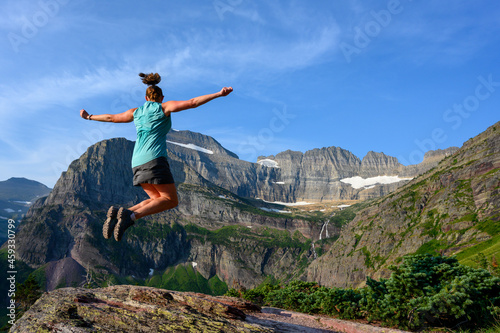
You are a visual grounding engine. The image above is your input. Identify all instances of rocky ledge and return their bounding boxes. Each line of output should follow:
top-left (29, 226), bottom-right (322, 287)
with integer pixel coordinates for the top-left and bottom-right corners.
top-left (10, 285), bottom-right (409, 333)
top-left (10, 285), bottom-right (267, 333)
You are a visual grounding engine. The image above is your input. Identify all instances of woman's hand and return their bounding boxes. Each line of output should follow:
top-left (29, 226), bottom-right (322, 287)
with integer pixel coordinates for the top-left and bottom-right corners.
top-left (80, 109), bottom-right (90, 120)
top-left (220, 87), bottom-right (233, 97)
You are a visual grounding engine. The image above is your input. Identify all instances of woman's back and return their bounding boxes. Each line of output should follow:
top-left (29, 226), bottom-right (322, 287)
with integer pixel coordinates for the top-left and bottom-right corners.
top-left (132, 101), bottom-right (172, 168)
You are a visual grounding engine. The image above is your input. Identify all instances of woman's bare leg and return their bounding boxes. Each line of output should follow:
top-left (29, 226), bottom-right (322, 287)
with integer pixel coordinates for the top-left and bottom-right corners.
top-left (129, 199), bottom-right (151, 211)
top-left (128, 186), bottom-right (160, 211)
top-left (131, 183), bottom-right (178, 219)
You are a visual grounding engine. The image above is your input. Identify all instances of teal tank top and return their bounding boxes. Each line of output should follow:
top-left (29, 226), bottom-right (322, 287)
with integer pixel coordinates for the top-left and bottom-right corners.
top-left (131, 101), bottom-right (172, 168)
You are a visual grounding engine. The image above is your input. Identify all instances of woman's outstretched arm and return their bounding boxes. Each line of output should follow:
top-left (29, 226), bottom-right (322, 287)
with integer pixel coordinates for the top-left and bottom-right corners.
top-left (162, 87), bottom-right (233, 116)
top-left (80, 108), bottom-right (137, 123)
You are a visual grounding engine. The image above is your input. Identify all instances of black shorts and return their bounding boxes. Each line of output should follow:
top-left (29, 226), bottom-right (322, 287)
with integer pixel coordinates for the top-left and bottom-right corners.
top-left (132, 156), bottom-right (175, 186)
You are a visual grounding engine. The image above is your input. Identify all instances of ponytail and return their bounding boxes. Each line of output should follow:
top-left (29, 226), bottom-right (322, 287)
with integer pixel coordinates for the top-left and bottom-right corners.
top-left (139, 72), bottom-right (163, 101)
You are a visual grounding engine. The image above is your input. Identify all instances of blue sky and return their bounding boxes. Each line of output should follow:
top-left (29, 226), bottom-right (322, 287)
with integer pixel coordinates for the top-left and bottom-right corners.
top-left (1, 0), bottom-right (499, 188)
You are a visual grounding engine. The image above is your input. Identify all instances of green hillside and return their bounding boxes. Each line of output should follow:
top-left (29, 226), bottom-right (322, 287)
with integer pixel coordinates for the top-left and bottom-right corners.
top-left (307, 122), bottom-right (500, 288)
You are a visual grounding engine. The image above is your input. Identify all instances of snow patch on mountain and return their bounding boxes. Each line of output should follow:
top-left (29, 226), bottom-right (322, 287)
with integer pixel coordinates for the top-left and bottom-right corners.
top-left (167, 140), bottom-right (214, 154)
top-left (257, 159), bottom-right (279, 168)
top-left (340, 175), bottom-right (413, 189)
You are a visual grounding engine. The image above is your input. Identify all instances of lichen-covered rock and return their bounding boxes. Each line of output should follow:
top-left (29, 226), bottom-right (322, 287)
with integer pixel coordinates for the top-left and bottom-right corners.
top-left (10, 285), bottom-right (273, 333)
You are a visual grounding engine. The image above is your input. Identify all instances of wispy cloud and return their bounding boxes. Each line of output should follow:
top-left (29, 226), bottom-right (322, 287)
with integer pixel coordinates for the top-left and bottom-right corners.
top-left (0, 2), bottom-right (340, 186)
top-left (0, 5), bottom-right (340, 115)
top-left (352, 1), bottom-right (500, 65)
top-left (0, 67), bottom-right (137, 118)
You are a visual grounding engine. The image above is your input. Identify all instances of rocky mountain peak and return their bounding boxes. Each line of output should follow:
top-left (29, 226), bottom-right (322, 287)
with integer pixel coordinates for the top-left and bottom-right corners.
top-left (167, 129), bottom-right (239, 158)
top-left (422, 147), bottom-right (460, 163)
top-left (162, 131), bottom-right (460, 202)
top-left (41, 138), bottom-right (143, 210)
top-left (0, 177), bottom-right (51, 202)
top-left (360, 151), bottom-right (402, 177)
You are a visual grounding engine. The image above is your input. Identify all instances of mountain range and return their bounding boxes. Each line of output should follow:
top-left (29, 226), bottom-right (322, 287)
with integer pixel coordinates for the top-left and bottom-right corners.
top-left (1, 121), bottom-right (498, 315)
top-left (307, 121), bottom-right (500, 287)
top-left (165, 129), bottom-right (458, 202)
top-left (0, 178), bottom-right (52, 245)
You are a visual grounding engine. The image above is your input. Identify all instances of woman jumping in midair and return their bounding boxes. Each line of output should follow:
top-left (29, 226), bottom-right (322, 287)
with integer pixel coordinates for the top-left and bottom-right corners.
top-left (80, 73), bottom-right (233, 241)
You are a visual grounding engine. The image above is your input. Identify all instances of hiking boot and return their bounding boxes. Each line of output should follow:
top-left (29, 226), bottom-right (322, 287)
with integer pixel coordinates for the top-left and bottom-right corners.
top-left (114, 207), bottom-right (135, 241)
top-left (103, 206), bottom-right (118, 239)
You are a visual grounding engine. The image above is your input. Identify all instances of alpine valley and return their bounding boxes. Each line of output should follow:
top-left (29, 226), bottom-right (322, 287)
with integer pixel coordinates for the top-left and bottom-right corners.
top-left (2, 121), bottom-right (499, 330)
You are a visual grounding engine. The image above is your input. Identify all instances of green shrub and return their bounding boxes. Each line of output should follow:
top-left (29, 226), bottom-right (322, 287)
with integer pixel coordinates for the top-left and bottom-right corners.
top-left (359, 254), bottom-right (500, 330)
top-left (242, 283), bottom-right (280, 305)
top-left (320, 288), bottom-right (362, 319)
top-left (233, 254), bottom-right (500, 331)
top-left (264, 281), bottom-right (326, 313)
top-left (225, 288), bottom-right (240, 298)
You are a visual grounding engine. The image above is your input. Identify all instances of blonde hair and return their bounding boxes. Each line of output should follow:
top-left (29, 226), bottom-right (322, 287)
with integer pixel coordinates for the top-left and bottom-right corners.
top-left (139, 72), bottom-right (163, 102)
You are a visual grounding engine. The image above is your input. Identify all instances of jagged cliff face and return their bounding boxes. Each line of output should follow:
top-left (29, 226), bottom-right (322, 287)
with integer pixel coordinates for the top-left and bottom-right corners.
top-left (272, 147), bottom-right (361, 202)
top-left (13, 137), bottom-right (320, 291)
top-left (43, 139), bottom-right (143, 209)
top-left (267, 147), bottom-right (458, 202)
top-left (166, 131), bottom-right (278, 199)
top-left (43, 138), bottom-right (212, 210)
top-left (166, 130), bottom-right (458, 202)
top-left (45, 132), bottom-right (455, 211)
top-left (306, 122), bottom-right (500, 288)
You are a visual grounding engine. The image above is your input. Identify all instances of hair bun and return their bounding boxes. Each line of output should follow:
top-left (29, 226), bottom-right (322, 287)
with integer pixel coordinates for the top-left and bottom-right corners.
top-left (139, 72), bottom-right (161, 86)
